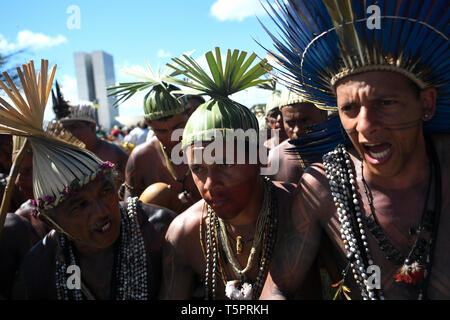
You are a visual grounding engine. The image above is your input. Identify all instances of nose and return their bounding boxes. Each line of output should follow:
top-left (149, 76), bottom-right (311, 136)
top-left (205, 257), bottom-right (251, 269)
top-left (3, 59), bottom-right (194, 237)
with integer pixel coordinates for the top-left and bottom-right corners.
top-left (91, 198), bottom-right (110, 219)
top-left (355, 106), bottom-right (381, 137)
top-left (203, 167), bottom-right (224, 194)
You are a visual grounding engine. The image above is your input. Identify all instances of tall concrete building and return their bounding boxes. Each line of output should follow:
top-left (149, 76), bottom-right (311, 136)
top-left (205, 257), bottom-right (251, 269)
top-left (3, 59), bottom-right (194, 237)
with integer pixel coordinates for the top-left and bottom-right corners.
top-left (74, 50), bottom-right (118, 129)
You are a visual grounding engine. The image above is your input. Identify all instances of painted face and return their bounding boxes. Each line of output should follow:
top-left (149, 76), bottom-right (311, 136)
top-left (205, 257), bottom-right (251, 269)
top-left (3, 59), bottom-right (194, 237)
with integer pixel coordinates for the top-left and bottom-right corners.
top-left (148, 113), bottom-right (188, 151)
top-left (336, 71), bottom-right (434, 178)
top-left (186, 142), bottom-right (260, 221)
top-left (281, 103), bottom-right (326, 140)
top-left (13, 150), bottom-right (33, 199)
top-left (54, 174), bottom-right (121, 250)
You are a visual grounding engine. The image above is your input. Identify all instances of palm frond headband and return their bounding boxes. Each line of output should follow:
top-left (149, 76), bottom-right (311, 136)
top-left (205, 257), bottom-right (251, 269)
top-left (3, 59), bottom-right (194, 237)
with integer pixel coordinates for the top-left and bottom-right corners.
top-left (167, 48), bottom-right (271, 150)
top-left (108, 62), bottom-right (189, 120)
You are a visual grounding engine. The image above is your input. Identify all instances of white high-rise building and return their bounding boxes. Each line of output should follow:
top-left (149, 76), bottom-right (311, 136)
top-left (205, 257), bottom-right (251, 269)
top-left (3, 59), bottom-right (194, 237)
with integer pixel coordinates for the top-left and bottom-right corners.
top-left (74, 50), bottom-right (118, 130)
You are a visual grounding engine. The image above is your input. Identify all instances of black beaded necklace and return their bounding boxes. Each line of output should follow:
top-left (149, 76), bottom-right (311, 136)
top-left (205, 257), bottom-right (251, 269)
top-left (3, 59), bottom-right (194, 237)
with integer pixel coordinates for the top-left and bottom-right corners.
top-left (360, 135), bottom-right (441, 299)
top-left (360, 158), bottom-right (433, 266)
top-left (323, 135), bottom-right (442, 300)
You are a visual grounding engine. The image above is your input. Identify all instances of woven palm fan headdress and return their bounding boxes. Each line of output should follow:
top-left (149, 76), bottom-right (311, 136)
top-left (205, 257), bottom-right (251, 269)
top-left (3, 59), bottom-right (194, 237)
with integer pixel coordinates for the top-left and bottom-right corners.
top-left (107, 61), bottom-right (190, 120)
top-left (259, 0), bottom-right (449, 133)
top-left (0, 60), bottom-right (113, 230)
top-left (166, 47), bottom-right (271, 150)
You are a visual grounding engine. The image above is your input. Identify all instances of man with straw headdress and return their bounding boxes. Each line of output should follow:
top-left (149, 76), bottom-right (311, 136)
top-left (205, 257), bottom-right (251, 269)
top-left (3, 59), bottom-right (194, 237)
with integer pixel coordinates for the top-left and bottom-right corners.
top-left (259, 0), bottom-right (450, 299)
top-left (267, 88), bottom-right (328, 184)
top-left (51, 82), bottom-right (129, 190)
top-left (108, 64), bottom-right (201, 213)
top-left (0, 60), bottom-right (175, 299)
top-left (159, 48), bottom-right (323, 300)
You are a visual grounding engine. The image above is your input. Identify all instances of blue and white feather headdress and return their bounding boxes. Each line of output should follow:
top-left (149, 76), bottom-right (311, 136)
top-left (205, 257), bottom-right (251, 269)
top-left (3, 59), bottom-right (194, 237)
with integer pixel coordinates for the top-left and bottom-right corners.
top-left (260, 0), bottom-right (449, 133)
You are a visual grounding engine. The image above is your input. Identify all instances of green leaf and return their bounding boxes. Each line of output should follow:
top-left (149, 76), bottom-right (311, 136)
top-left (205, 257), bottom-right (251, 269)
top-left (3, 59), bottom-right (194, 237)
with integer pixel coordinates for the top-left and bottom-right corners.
top-left (167, 47), bottom-right (268, 99)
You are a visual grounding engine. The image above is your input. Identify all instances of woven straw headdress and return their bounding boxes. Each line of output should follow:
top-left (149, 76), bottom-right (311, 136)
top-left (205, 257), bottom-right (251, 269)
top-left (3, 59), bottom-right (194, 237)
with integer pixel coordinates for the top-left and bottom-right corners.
top-left (0, 60), bottom-right (112, 216)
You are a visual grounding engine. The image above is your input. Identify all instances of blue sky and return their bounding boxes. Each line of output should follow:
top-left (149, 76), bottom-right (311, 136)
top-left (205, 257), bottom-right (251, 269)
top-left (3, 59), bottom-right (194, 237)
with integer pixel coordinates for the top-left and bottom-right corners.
top-left (1, 0), bottom-right (279, 121)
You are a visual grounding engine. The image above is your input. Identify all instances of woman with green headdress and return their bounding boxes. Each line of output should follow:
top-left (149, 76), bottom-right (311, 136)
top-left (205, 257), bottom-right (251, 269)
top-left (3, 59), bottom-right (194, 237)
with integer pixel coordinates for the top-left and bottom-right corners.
top-left (108, 64), bottom-right (201, 213)
top-left (159, 48), bottom-right (322, 300)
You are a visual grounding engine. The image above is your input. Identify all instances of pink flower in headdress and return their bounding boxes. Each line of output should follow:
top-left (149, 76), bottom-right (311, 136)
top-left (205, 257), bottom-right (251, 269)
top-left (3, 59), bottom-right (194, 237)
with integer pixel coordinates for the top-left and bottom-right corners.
top-left (99, 161), bottom-right (115, 170)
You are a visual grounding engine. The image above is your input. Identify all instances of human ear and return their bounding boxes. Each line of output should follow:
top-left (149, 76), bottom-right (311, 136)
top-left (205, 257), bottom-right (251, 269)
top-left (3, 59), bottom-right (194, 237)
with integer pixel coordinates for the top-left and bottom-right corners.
top-left (420, 88), bottom-right (437, 121)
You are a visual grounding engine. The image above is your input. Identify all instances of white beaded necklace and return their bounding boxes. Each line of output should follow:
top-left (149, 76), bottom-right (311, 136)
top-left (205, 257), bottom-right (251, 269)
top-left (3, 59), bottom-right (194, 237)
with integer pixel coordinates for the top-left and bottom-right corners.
top-left (323, 145), bottom-right (384, 300)
top-left (55, 197), bottom-right (149, 300)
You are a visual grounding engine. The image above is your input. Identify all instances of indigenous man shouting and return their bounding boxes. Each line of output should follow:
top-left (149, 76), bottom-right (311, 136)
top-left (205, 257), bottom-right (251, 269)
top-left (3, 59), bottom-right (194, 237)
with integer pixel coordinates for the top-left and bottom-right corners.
top-left (260, 0), bottom-right (450, 299)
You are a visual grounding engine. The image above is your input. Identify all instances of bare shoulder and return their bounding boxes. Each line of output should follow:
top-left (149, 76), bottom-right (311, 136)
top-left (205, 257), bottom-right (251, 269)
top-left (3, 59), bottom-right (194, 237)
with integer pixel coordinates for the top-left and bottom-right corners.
top-left (138, 201), bottom-right (177, 234)
top-left (293, 162), bottom-right (334, 222)
top-left (165, 200), bottom-right (204, 246)
top-left (130, 137), bottom-right (160, 160)
top-left (300, 162), bottom-right (329, 197)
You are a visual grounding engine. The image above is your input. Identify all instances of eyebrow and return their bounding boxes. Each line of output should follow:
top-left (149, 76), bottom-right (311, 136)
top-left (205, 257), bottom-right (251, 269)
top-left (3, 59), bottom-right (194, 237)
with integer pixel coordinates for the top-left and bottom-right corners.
top-left (339, 94), bottom-right (400, 106)
top-left (64, 195), bottom-right (85, 208)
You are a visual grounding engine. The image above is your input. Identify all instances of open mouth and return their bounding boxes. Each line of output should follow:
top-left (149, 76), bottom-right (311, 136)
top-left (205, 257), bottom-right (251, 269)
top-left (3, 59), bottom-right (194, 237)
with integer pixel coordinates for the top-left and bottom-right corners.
top-left (93, 219), bottom-right (112, 234)
top-left (363, 142), bottom-right (392, 165)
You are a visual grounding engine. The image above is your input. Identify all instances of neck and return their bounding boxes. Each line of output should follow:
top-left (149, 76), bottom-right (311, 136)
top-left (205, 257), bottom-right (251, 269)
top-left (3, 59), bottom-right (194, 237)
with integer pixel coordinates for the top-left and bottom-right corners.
top-left (363, 135), bottom-right (430, 190)
top-left (226, 177), bottom-right (264, 228)
top-left (73, 238), bottom-right (116, 258)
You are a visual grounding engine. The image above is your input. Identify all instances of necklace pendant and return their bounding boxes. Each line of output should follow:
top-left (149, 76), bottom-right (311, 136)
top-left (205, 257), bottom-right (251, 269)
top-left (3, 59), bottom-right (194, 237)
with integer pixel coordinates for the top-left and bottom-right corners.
top-left (236, 236), bottom-right (243, 255)
top-left (225, 280), bottom-right (253, 300)
top-left (178, 191), bottom-right (189, 203)
top-left (394, 261), bottom-right (424, 284)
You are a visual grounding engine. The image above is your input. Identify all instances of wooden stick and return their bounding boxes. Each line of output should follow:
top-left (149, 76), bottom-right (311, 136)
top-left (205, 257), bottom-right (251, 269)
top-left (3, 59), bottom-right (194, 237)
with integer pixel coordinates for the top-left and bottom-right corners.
top-left (0, 138), bottom-right (30, 238)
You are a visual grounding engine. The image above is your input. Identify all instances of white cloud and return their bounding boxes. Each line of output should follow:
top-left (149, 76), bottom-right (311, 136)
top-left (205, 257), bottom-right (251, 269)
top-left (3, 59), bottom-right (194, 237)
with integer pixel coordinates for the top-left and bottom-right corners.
top-left (0, 30), bottom-right (67, 52)
top-left (157, 49), bottom-right (172, 58)
top-left (211, 0), bottom-right (267, 22)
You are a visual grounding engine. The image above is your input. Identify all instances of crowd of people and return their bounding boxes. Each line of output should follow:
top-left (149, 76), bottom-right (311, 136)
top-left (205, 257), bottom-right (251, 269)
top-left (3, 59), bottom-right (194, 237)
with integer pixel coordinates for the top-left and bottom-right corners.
top-left (0, 0), bottom-right (448, 301)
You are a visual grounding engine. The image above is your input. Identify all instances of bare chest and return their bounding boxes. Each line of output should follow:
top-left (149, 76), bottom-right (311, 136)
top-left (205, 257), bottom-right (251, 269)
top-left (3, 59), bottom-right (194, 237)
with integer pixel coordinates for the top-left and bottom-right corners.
top-left (324, 176), bottom-right (450, 299)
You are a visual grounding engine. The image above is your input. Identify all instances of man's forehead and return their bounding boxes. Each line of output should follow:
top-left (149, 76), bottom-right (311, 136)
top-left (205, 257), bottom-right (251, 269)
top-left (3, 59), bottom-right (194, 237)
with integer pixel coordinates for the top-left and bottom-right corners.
top-left (336, 71), bottom-right (411, 94)
top-left (150, 114), bottom-right (186, 130)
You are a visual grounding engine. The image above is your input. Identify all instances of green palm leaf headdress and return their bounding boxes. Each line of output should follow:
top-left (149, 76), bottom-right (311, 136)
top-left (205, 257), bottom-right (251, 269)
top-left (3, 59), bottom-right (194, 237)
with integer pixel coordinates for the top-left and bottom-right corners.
top-left (167, 47), bottom-right (272, 150)
top-left (107, 62), bottom-right (189, 121)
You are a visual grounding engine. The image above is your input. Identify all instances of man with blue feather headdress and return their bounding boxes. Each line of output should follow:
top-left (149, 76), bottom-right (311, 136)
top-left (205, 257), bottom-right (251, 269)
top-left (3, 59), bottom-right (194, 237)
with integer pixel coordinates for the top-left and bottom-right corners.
top-left (260, 0), bottom-right (450, 299)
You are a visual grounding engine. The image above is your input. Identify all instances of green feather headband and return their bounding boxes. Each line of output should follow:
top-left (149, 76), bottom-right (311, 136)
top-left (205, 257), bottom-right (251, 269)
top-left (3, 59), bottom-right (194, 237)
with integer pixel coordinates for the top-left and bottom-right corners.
top-left (167, 47), bottom-right (272, 150)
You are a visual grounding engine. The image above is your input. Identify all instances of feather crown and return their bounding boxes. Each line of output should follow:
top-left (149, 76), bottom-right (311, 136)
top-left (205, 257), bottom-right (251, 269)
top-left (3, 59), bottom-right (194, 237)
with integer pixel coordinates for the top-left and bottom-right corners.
top-left (260, 0), bottom-right (449, 132)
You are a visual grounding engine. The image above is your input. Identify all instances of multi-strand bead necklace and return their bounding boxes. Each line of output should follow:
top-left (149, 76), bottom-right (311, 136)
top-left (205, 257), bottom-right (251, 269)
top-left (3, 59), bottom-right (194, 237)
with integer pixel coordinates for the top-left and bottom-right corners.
top-left (323, 140), bottom-right (441, 300)
top-left (55, 197), bottom-right (149, 300)
top-left (201, 177), bottom-right (278, 300)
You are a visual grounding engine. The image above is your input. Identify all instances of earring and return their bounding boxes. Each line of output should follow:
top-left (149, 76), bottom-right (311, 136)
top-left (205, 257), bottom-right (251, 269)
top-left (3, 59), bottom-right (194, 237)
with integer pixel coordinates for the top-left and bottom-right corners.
top-left (424, 114), bottom-right (429, 118)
